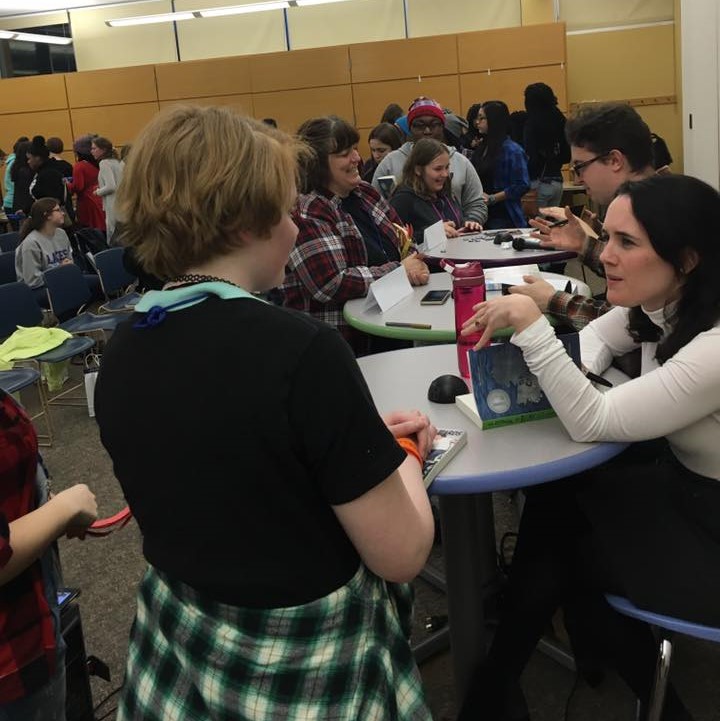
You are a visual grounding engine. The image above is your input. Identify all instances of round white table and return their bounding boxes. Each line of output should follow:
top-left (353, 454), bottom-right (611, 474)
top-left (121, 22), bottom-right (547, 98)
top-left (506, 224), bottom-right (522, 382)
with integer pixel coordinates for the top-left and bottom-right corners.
top-left (423, 228), bottom-right (577, 266)
top-left (344, 270), bottom-right (591, 343)
top-left (357, 344), bottom-right (628, 699)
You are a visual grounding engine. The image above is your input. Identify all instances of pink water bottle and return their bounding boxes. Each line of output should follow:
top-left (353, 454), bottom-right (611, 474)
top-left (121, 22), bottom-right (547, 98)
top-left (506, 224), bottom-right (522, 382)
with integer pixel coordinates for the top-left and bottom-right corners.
top-left (441, 260), bottom-right (486, 378)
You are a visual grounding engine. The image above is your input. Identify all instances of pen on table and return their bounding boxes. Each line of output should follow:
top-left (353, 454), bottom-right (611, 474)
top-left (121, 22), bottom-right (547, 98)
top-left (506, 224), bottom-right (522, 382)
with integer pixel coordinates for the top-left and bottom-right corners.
top-left (584, 371), bottom-right (613, 388)
top-left (385, 321), bottom-right (432, 330)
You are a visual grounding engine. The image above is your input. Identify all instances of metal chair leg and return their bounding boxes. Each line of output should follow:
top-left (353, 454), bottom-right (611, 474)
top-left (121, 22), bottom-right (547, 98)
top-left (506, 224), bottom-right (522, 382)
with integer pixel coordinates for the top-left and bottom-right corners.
top-left (30, 375), bottom-right (54, 447)
top-left (647, 634), bottom-right (673, 721)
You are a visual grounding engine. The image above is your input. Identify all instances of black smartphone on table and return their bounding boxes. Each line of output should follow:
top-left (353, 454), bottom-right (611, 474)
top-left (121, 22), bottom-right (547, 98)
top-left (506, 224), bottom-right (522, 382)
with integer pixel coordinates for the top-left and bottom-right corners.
top-left (420, 290), bottom-right (451, 305)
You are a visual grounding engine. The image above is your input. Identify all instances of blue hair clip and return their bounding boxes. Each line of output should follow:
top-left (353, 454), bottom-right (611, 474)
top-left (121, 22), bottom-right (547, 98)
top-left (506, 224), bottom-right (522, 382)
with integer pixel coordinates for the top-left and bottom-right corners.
top-left (133, 293), bottom-right (209, 329)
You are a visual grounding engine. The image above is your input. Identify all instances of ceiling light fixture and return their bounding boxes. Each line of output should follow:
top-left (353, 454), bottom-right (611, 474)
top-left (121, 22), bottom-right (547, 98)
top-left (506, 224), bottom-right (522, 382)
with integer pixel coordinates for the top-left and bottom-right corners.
top-left (106, 0), bottom-right (353, 27)
top-left (194, 2), bottom-right (289, 17)
top-left (106, 11), bottom-right (195, 27)
top-left (0, 30), bottom-right (73, 44)
top-left (293, 0), bottom-right (352, 5)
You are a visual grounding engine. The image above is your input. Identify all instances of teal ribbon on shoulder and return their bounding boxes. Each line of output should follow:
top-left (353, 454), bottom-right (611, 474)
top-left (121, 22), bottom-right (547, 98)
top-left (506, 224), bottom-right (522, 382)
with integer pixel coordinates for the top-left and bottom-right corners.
top-left (134, 282), bottom-right (265, 329)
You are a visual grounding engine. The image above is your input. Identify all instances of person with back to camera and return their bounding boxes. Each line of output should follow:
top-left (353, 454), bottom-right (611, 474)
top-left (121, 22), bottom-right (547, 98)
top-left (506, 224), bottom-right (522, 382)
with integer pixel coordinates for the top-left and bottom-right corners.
top-left (279, 115), bottom-right (429, 355)
top-left (510, 102), bottom-right (656, 330)
top-left (66, 134), bottom-right (105, 232)
top-left (45, 137), bottom-right (76, 225)
top-left (372, 97), bottom-right (488, 227)
top-left (91, 136), bottom-right (124, 243)
top-left (390, 138), bottom-right (482, 243)
top-left (0, 386), bottom-right (97, 721)
top-left (3, 136), bottom-right (29, 226)
top-left (45, 137), bottom-right (73, 180)
top-left (458, 173), bottom-right (719, 721)
top-left (9, 141), bottom-right (33, 218)
top-left (470, 101), bottom-right (530, 230)
top-left (522, 83), bottom-right (570, 210)
top-left (361, 122), bottom-right (403, 183)
top-left (94, 105), bottom-right (437, 721)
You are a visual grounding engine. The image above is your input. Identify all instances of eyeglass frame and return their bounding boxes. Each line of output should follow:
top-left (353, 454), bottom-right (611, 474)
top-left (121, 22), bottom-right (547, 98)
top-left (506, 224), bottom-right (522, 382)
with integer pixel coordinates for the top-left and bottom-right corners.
top-left (571, 151), bottom-right (612, 176)
top-left (410, 119), bottom-right (444, 132)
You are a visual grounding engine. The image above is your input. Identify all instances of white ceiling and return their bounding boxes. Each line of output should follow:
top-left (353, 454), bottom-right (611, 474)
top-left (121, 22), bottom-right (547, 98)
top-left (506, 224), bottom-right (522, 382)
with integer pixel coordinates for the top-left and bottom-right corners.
top-left (0, 1), bottom-right (149, 20)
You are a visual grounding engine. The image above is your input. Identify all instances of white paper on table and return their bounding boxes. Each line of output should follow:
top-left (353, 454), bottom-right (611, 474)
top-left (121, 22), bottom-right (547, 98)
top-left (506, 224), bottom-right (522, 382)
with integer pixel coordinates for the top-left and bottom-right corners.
top-left (366, 264), bottom-right (413, 312)
top-left (423, 220), bottom-right (447, 252)
top-left (485, 265), bottom-right (540, 282)
top-left (487, 273), bottom-right (575, 293)
top-left (485, 265), bottom-right (539, 291)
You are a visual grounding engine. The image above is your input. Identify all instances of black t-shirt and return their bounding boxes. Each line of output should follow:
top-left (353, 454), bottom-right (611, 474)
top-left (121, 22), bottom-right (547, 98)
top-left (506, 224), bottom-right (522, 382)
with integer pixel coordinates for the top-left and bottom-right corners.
top-left (95, 296), bottom-right (405, 608)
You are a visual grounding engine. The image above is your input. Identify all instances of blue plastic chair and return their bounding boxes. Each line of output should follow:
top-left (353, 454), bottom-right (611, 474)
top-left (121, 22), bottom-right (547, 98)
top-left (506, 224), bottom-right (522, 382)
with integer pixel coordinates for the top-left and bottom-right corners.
top-left (0, 231), bottom-right (20, 253)
top-left (0, 282), bottom-right (95, 442)
top-left (0, 250), bottom-right (16, 285)
top-left (43, 264), bottom-right (130, 335)
top-left (605, 594), bottom-right (720, 721)
top-left (93, 247), bottom-right (142, 312)
top-left (0, 367), bottom-right (53, 445)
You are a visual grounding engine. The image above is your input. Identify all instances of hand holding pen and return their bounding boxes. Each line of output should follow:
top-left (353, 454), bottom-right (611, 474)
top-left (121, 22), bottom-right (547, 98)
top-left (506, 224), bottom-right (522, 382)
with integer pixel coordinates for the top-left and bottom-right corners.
top-left (528, 205), bottom-right (588, 253)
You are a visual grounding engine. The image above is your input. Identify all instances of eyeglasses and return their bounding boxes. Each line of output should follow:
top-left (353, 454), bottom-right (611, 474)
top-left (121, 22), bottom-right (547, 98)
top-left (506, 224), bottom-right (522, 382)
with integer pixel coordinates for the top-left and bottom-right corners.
top-left (571, 153), bottom-right (610, 176)
top-left (411, 120), bottom-right (443, 132)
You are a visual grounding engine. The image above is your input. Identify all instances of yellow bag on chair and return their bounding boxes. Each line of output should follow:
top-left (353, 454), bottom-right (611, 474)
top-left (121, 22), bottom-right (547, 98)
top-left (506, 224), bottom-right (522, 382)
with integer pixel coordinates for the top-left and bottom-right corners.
top-left (41, 360), bottom-right (70, 392)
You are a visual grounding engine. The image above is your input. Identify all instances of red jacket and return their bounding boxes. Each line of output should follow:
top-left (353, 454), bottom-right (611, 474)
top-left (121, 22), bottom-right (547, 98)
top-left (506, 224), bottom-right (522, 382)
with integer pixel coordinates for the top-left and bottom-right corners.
top-left (0, 391), bottom-right (57, 703)
top-left (68, 160), bottom-right (105, 231)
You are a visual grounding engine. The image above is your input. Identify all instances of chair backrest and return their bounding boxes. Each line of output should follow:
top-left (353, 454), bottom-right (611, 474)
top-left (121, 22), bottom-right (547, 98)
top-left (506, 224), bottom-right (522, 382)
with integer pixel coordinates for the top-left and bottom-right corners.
top-left (43, 264), bottom-right (92, 319)
top-left (94, 247), bottom-right (136, 297)
top-left (0, 282), bottom-right (45, 339)
top-left (70, 228), bottom-right (108, 272)
top-left (0, 251), bottom-right (16, 285)
top-left (0, 232), bottom-right (21, 253)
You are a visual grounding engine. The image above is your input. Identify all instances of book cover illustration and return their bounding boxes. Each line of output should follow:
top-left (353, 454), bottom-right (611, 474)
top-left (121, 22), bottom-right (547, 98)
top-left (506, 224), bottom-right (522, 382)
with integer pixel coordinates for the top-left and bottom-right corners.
top-left (422, 428), bottom-right (467, 488)
top-left (467, 331), bottom-right (580, 430)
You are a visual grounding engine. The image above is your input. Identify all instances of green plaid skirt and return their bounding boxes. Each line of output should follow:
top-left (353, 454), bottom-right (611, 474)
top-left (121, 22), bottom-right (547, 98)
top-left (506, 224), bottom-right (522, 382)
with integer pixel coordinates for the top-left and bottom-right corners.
top-left (118, 563), bottom-right (432, 720)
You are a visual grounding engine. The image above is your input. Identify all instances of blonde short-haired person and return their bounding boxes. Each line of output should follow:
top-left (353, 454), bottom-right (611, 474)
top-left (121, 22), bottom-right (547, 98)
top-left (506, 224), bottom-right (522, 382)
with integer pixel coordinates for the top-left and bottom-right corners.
top-left (458, 174), bottom-right (720, 720)
top-left (94, 105), bottom-right (436, 721)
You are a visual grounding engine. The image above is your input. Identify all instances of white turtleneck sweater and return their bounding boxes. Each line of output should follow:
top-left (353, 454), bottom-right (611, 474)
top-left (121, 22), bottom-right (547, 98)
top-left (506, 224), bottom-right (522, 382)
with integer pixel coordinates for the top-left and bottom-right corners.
top-left (511, 305), bottom-right (720, 480)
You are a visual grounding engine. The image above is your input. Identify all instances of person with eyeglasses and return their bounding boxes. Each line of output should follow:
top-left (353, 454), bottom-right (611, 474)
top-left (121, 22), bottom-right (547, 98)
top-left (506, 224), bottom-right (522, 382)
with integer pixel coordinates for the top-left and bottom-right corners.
top-left (14, 198), bottom-right (73, 308)
top-left (371, 97), bottom-right (488, 228)
top-left (470, 100), bottom-right (530, 229)
top-left (508, 103), bottom-right (655, 330)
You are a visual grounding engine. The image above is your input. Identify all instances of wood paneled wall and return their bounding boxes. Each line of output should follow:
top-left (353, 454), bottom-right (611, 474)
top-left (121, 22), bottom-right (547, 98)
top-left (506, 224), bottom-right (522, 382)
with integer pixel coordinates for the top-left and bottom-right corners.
top-left (0, 22), bottom-right (566, 159)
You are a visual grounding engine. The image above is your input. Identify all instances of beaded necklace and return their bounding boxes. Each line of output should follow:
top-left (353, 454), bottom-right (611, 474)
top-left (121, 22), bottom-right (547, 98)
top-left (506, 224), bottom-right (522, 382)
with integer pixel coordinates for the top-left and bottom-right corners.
top-left (165, 273), bottom-right (244, 290)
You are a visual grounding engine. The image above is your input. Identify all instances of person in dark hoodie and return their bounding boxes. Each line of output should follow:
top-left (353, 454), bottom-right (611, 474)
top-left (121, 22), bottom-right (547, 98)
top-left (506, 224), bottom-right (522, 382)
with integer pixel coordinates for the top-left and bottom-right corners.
top-left (10, 141), bottom-right (33, 217)
top-left (26, 136), bottom-right (66, 213)
top-left (523, 82), bottom-right (571, 209)
top-left (390, 138), bottom-right (482, 244)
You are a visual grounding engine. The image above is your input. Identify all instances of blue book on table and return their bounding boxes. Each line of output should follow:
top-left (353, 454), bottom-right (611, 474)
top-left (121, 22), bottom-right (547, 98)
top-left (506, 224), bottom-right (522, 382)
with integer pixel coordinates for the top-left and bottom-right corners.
top-left (465, 329), bottom-right (580, 429)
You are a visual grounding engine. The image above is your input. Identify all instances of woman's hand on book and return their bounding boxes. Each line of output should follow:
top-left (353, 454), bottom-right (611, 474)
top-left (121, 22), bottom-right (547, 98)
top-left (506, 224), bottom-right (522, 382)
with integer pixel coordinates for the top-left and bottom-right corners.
top-left (460, 295), bottom-right (542, 350)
